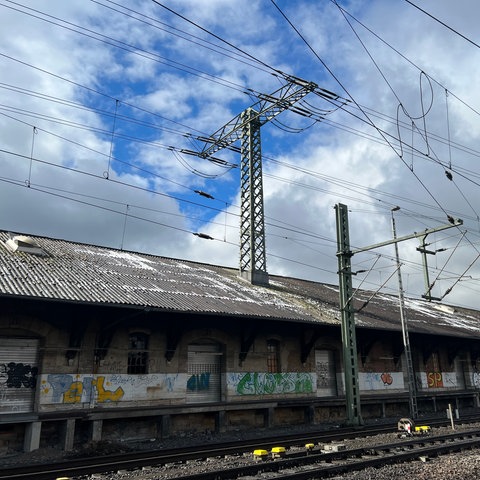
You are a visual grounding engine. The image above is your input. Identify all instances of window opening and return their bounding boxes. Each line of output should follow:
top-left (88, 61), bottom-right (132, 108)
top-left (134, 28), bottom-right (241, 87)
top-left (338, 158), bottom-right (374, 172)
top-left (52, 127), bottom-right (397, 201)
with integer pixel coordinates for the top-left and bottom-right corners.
top-left (128, 332), bottom-right (149, 374)
top-left (267, 339), bottom-right (280, 373)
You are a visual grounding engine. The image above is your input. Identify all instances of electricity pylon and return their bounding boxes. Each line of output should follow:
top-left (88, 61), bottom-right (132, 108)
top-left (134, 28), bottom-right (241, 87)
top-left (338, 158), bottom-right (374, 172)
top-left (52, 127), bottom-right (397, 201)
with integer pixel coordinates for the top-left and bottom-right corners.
top-left (185, 74), bottom-right (343, 284)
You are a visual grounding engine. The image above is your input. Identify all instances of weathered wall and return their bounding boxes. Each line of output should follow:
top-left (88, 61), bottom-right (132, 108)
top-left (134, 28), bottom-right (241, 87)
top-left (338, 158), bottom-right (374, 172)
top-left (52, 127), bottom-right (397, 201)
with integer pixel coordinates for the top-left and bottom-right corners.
top-left (1, 312), bottom-right (479, 416)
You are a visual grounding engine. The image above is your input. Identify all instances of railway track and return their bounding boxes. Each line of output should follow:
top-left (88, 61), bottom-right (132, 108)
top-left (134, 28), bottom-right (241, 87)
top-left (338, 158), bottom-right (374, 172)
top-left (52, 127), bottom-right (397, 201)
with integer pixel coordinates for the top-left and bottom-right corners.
top-left (164, 429), bottom-right (480, 480)
top-left (1, 416), bottom-right (480, 479)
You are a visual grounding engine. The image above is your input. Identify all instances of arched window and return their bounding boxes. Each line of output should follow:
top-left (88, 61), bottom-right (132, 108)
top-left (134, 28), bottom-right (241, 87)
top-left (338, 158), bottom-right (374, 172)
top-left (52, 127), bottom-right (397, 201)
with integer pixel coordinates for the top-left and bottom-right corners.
top-left (128, 332), bottom-right (149, 374)
top-left (267, 339), bottom-right (280, 373)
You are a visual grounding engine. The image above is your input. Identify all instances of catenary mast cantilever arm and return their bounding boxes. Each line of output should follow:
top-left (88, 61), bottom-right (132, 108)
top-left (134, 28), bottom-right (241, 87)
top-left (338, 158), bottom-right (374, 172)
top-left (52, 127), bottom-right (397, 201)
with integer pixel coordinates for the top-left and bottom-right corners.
top-left (198, 75), bottom-right (322, 158)
top-left (351, 218), bottom-right (463, 255)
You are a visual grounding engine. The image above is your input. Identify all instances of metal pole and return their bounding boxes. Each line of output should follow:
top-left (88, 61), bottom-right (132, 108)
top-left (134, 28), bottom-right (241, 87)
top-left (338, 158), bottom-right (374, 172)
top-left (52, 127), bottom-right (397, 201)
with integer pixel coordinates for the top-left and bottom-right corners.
top-left (391, 207), bottom-right (418, 419)
top-left (336, 203), bottom-right (363, 426)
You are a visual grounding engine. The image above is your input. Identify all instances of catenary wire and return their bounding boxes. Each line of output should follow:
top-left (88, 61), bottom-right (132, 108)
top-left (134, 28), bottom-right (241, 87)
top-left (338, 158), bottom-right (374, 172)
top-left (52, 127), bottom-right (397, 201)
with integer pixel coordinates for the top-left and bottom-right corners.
top-left (404, 0), bottom-right (480, 51)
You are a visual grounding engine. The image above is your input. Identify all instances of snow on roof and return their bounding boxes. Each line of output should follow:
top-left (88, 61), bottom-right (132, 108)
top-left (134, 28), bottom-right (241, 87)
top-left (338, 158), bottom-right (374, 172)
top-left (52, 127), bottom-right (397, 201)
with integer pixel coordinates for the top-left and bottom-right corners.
top-left (0, 230), bottom-right (479, 338)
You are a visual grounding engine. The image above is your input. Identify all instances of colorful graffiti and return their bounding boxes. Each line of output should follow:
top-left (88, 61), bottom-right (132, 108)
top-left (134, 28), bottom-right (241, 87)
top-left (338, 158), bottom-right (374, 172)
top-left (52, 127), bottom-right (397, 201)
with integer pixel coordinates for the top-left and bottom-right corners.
top-left (187, 373), bottom-right (210, 391)
top-left (0, 362), bottom-right (38, 389)
top-left (360, 371), bottom-right (404, 391)
top-left (381, 373), bottom-right (393, 385)
top-left (44, 374), bottom-right (124, 403)
top-left (419, 371), bottom-right (456, 390)
top-left (427, 372), bottom-right (444, 388)
top-left (40, 373), bottom-right (185, 405)
top-left (229, 372), bottom-right (314, 395)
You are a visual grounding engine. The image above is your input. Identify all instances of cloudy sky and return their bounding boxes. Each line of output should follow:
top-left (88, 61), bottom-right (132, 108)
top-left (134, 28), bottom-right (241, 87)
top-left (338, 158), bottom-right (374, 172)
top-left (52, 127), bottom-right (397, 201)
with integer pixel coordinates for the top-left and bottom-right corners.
top-left (1, 0), bottom-right (480, 310)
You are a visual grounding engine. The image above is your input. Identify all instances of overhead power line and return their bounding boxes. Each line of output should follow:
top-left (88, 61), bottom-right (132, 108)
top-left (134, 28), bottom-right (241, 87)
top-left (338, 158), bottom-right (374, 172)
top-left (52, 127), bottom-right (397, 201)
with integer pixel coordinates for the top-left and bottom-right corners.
top-left (2, 0), bottom-right (480, 307)
top-left (404, 0), bottom-right (480, 51)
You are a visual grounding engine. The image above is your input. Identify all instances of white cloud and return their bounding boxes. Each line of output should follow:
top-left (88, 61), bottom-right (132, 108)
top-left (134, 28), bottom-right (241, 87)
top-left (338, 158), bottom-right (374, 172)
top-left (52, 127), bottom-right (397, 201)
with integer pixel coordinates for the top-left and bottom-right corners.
top-left (1, 0), bottom-right (480, 310)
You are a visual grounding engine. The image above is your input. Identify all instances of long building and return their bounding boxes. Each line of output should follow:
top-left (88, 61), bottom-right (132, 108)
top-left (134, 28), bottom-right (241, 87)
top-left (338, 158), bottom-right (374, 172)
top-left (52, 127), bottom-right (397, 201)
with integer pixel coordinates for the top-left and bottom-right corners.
top-left (0, 230), bottom-right (479, 453)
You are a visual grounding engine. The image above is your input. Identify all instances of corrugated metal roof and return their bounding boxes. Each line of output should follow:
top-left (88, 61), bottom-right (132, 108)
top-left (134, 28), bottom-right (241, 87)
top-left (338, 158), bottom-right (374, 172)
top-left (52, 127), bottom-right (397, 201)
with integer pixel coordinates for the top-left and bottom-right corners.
top-left (0, 231), bottom-right (479, 339)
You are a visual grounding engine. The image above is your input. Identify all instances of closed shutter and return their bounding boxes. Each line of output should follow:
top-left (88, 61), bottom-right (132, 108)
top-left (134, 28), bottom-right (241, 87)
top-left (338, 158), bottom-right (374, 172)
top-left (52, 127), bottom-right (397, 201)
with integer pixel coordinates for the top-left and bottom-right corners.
top-left (0, 338), bottom-right (40, 413)
top-left (454, 357), bottom-right (465, 389)
top-left (315, 349), bottom-right (337, 397)
top-left (186, 344), bottom-right (222, 403)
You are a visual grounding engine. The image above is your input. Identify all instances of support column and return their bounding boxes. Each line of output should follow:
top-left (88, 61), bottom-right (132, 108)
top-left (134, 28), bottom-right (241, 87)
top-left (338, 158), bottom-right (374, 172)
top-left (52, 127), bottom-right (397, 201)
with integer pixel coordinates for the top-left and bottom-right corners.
top-left (24, 421), bottom-right (41, 452)
top-left (90, 419), bottom-right (103, 442)
top-left (264, 407), bottom-right (274, 428)
top-left (216, 411), bottom-right (226, 433)
top-left (335, 203), bottom-right (363, 426)
top-left (305, 405), bottom-right (316, 425)
top-left (160, 415), bottom-right (171, 439)
top-left (61, 418), bottom-right (76, 451)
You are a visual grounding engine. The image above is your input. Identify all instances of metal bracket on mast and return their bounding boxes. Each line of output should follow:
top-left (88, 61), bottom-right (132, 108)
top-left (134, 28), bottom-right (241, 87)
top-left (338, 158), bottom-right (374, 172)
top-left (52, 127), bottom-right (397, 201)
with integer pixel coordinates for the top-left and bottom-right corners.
top-left (417, 234), bottom-right (443, 301)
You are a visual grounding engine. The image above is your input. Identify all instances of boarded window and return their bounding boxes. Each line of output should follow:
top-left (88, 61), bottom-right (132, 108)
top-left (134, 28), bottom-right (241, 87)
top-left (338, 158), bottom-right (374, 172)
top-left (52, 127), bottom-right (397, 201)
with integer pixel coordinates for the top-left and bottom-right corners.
top-left (128, 332), bottom-right (149, 374)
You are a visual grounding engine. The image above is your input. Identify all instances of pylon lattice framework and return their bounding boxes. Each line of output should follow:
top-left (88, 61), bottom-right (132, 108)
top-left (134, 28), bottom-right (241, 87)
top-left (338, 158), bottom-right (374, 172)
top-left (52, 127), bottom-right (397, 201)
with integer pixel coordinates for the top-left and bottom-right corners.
top-left (239, 108), bottom-right (267, 285)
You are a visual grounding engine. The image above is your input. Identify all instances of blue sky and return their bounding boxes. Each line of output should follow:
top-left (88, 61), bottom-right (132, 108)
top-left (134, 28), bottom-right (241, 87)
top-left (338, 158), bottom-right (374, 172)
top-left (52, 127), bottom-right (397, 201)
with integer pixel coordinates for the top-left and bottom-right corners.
top-left (2, 0), bottom-right (480, 309)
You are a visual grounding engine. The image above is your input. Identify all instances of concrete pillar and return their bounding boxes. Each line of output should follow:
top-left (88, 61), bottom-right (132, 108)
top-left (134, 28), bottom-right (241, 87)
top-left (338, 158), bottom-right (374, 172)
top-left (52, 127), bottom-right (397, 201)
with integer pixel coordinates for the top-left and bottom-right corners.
top-left (264, 407), bottom-right (274, 428)
top-left (90, 419), bottom-right (103, 442)
top-left (24, 421), bottom-right (41, 452)
top-left (305, 405), bottom-right (316, 425)
top-left (381, 401), bottom-right (386, 418)
top-left (61, 418), bottom-right (76, 451)
top-left (216, 411), bottom-right (226, 433)
top-left (160, 415), bottom-right (171, 439)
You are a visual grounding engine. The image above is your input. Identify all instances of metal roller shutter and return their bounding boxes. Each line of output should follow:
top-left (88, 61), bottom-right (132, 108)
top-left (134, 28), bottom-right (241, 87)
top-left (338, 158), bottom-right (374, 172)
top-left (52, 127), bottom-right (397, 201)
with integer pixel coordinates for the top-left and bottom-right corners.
top-left (186, 344), bottom-right (222, 403)
top-left (0, 337), bottom-right (40, 413)
top-left (315, 349), bottom-right (337, 397)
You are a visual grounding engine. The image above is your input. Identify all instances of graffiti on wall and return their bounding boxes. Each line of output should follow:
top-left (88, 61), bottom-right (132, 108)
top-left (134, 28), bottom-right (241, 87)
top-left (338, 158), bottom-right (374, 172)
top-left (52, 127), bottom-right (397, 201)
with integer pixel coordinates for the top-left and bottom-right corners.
top-left (359, 371), bottom-right (404, 391)
top-left (43, 374), bottom-right (124, 404)
top-left (427, 372), bottom-right (443, 388)
top-left (473, 371), bottom-right (480, 389)
top-left (0, 362), bottom-right (38, 389)
top-left (40, 373), bottom-right (185, 405)
top-left (187, 373), bottom-right (210, 391)
top-left (419, 372), bottom-right (457, 389)
top-left (316, 361), bottom-right (331, 388)
top-left (228, 372), bottom-right (314, 395)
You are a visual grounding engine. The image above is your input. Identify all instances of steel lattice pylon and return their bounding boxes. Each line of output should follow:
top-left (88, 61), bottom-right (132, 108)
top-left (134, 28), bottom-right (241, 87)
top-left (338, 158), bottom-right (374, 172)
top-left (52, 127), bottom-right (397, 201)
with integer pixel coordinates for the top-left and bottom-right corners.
top-left (239, 108), bottom-right (268, 285)
top-left (182, 75), bottom-right (344, 284)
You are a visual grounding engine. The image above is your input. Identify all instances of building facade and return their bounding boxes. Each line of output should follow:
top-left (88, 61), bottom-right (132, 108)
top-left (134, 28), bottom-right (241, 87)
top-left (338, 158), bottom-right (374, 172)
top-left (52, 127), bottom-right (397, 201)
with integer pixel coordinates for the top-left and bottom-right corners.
top-left (1, 231), bottom-right (479, 453)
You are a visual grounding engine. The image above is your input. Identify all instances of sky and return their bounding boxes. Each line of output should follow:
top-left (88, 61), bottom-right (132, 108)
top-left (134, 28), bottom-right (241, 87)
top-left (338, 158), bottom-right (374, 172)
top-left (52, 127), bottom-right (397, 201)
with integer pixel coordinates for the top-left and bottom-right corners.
top-left (1, 0), bottom-right (480, 310)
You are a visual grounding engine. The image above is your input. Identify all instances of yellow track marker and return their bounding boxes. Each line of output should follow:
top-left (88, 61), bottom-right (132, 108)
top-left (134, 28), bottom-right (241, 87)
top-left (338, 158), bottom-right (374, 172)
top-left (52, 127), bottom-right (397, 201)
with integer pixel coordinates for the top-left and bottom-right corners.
top-left (253, 449), bottom-right (268, 461)
top-left (271, 446), bottom-right (286, 458)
